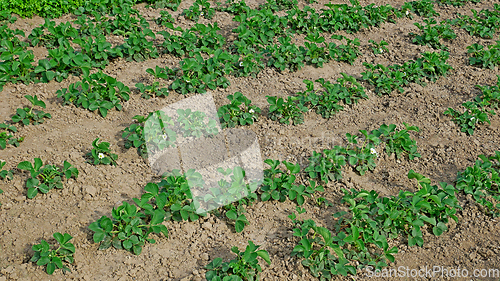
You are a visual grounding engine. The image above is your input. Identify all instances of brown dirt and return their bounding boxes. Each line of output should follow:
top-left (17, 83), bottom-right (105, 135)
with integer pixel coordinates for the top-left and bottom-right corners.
top-left (1, 0), bottom-right (500, 280)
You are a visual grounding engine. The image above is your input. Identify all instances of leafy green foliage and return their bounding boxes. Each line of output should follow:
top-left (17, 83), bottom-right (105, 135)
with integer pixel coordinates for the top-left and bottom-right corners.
top-left (436, 0), bottom-right (481, 6)
top-left (28, 19), bottom-right (77, 49)
top-left (290, 170), bottom-right (460, 278)
top-left (329, 35), bottom-right (361, 65)
top-left (306, 124), bottom-right (420, 181)
top-left (87, 138), bottom-right (118, 166)
top-left (362, 51), bottom-right (452, 95)
top-left (451, 5), bottom-right (500, 39)
top-left (89, 201), bottom-right (168, 255)
top-left (260, 159), bottom-right (324, 205)
top-left (177, 108), bottom-right (219, 138)
top-left (368, 39), bottom-right (388, 55)
top-left (11, 95), bottom-right (51, 126)
top-left (267, 96), bottom-right (307, 125)
top-left (0, 160), bottom-right (13, 181)
top-left (297, 74), bottom-right (367, 119)
top-left (57, 71), bottom-right (130, 117)
top-left (182, 0), bottom-right (215, 21)
top-left (410, 18), bottom-right (456, 50)
top-left (122, 115), bottom-right (148, 158)
top-left (265, 36), bottom-right (304, 72)
top-left (17, 158), bottom-right (78, 198)
top-left (0, 123), bottom-right (23, 149)
top-left (1, 0), bottom-right (85, 18)
top-left (155, 10), bottom-right (175, 26)
top-left (456, 152), bottom-right (500, 217)
top-left (118, 28), bottom-right (158, 62)
top-left (31, 232), bottom-right (75, 275)
top-left (444, 75), bottom-right (500, 135)
top-left (408, 0), bottom-right (439, 18)
top-left (217, 92), bottom-right (261, 128)
top-left (467, 41), bottom-right (500, 69)
top-left (205, 241), bottom-right (271, 281)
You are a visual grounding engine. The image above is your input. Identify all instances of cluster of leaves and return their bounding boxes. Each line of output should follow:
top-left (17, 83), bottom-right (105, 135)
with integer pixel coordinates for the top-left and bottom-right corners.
top-left (28, 19), bottom-right (78, 49)
top-left (0, 123), bottom-right (23, 149)
top-left (285, 1), bottom-right (405, 35)
top-left (407, 0), bottom-right (439, 18)
top-left (31, 232), bottom-right (75, 275)
top-left (57, 70), bottom-right (130, 118)
top-left (182, 0), bottom-right (215, 22)
top-left (290, 171), bottom-right (460, 278)
top-left (362, 51), bottom-right (452, 95)
top-left (450, 4), bottom-right (500, 39)
top-left (216, 0), bottom-right (250, 15)
top-left (135, 66), bottom-right (172, 99)
top-left (435, 0), bottom-right (481, 6)
top-left (306, 123), bottom-right (420, 182)
top-left (0, 0), bottom-right (85, 18)
top-left (11, 95), bottom-right (52, 126)
top-left (260, 159), bottom-right (324, 205)
top-left (297, 74), bottom-right (368, 119)
top-left (266, 96), bottom-right (308, 125)
top-left (155, 10), bottom-right (175, 26)
top-left (17, 158), bottom-right (79, 198)
top-left (0, 160), bottom-right (13, 204)
top-left (456, 152), bottom-right (500, 217)
top-left (410, 18), bottom-right (456, 50)
top-left (466, 41), bottom-right (500, 69)
top-left (87, 138), bottom-right (118, 166)
top-left (217, 92), bottom-right (261, 128)
top-left (368, 39), bottom-right (388, 55)
top-left (444, 75), bottom-right (500, 135)
top-left (205, 240), bottom-right (271, 281)
top-left (289, 171), bottom-right (460, 280)
top-left (177, 108), bottom-right (219, 138)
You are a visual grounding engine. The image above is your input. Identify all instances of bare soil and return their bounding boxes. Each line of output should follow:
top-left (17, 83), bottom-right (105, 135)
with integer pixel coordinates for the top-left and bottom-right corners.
top-left (1, 0), bottom-right (500, 280)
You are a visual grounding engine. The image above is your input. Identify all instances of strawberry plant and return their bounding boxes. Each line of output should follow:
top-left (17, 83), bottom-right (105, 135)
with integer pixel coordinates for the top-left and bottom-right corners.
top-left (436, 0), bottom-right (481, 6)
top-left (410, 18), bottom-right (456, 50)
top-left (74, 34), bottom-right (120, 69)
top-left (329, 35), bottom-right (361, 65)
top-left (0, 160), bottom-right (13, 181)
top-left (143, 110), bottom-right (177, 154)
top-left (117, 28), bottom-right (158, 62)
top-left (0, 123), bottom-right (23, 149)
top-left (291, 170), bottom-right (459, 278)
top-left (452, 5), bottom-right (500, 39)
top-left (87, 138), bottom-right (118, 166)
top-left (27, 19), bottom-right (77, 49)
top-left (217, 92), bottom-right (261, 128)
top-left (177, 108), bottom-right (219, 138)
top-left (302, 32), bottom-right (330, 67)
top-left (17, 158), bottom-right (78, 199)
top-left (258, 0), bottom-right (297, 11)
top-left (408, 0), bottom-right (439, 18)
top-left (35, 45), bottom-right (92, 82)
top-left (31, 232), bottom-right (75, 275)
top-left (0, 40), bottom-right (36, 88)
top-left (371, 123), bottom-right (421, 160)
top-left (467, 41), bottom-right (500, 69)
top-left (57, 70), bottom-right (130, 118)
top-left (155, 10), bottom-right (175, 26)
top-left (444, 75), bottom-right (500, 135)
top-left (265, 36), bottom-right (305, 72)
top-left (89, 201), bottom-right (168, 255)
top-left (368, 39), bottom-right (389, 55)
top-left (135, 169), bottom-right (204, 222)
top-left (11, 95), bottom-right (51, 126)
top-left (182, 0), bottom-right (215, 22)
top-left (122, 115), bottom-right (148, 158)
top-left (216, 0), bottom-right (249, 14)
top-left (297, 74), bottom-right (368, 119)
top-left (267, 96), bottom-right (308, 125)
top-left (205, 240), bottom-right (271, 281)
top-left (456, 152), bottom-right (500, 217)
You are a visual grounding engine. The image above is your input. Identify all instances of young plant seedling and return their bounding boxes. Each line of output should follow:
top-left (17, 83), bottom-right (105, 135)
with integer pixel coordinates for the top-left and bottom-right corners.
top-left (0, 123), bottom-right (23, 149)
top-left (11, 95), bottom-right (51, 126)
top-left (87, 138), bottom-right (118, 166)
top-left (17, 158), bottom-right (78, 199)
top-left (205, 240), bottom-right (271, 281)
top-left (217, 92), bottom-right (261, 128)
top-left (368, 39), bottom-right (389, 55)
top-left (31, 232), bottom-right (75, 275)
top-left (176, 108), bottom-right (219, 138)
top-left (267, 96), bottom-right (308, 125)
top-left (89, 201), bottom-right (168, 255)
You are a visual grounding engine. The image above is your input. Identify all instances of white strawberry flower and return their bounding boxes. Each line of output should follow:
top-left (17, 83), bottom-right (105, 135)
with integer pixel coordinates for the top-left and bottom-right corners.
top-left (239, 61), bottom-right (243, 67)
top-left (379, 48), bottom-right (383, 53)
top-left (162, 134), bottom-right (168, 140)
top-left (370, 148), bottom-right (378, 157)
top-left (98, 153), bottom-right (105, 159)
top-left (249, 109), bottom-right (255, 114)
top-left (406, 10), bottom-right (410, 16)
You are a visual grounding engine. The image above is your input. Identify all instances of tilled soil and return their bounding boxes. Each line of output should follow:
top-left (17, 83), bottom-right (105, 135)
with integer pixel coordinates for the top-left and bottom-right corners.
top-left (1, 0), bottom-right (500, 280)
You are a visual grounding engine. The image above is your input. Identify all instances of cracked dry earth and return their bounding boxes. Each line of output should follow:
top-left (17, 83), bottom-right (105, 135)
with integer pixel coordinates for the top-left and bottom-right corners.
top-left (1, 0), bottom-right (500, 280)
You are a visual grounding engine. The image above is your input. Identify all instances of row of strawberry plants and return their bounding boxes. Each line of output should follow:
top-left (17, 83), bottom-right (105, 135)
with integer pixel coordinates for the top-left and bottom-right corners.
top-left (444, 75), bottom-right (500, 135)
